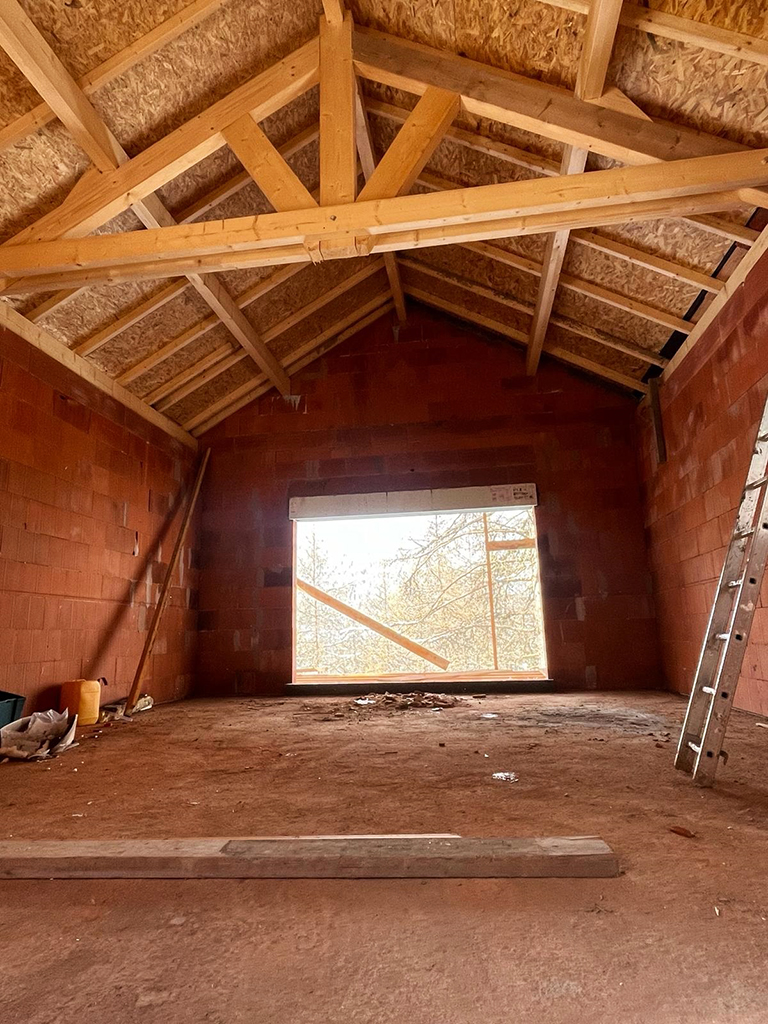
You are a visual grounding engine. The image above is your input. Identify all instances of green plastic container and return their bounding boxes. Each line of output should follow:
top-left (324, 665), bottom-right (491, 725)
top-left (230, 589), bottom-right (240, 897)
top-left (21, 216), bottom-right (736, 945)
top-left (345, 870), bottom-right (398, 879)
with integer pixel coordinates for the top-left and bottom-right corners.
top-left (0, 691), bottom-right (25, 728)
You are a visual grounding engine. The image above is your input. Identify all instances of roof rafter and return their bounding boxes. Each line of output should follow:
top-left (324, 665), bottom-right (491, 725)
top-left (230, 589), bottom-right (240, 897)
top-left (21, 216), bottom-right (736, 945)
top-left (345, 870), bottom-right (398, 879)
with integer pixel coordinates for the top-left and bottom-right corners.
top-left (0, 0), bottom-right (291, 395)
top-left (28, 287), bottom-right (84, 322)
top-left (75, 280), bottom-right (187, 357)
top-left (0, 301), bottom-right (196, 448)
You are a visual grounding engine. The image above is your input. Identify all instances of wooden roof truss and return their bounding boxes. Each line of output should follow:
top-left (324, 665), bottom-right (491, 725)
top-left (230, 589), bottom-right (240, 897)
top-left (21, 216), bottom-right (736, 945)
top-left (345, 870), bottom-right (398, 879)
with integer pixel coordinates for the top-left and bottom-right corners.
top-left (0, 0), bottom-right (766, 447)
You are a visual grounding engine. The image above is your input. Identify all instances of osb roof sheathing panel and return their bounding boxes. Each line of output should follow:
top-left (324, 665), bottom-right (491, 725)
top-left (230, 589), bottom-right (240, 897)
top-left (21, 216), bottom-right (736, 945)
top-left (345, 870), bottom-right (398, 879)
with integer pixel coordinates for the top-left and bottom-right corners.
top-left (410, 245), bottom-right (541, 309)
top-left (555, 287), bottom-right (670, 355)
top-left (0, 0), bottom-right (765, 435)
top-left (593, 219), bottom-right (740, 275)
top-left (401, 260), bottom-right (531, 339)
top-left (561, 245), bottom-right (701, 319)
top-left (133, 324), bottom-right (236, 397)
top-left (245, 259), bottom-right (373, 336)
top-left (168, 355), bottom-right (257, 424)
top-left (270, 268), bottom-right (390, 360)
top-left (93, 288), bottom-right (216, 378)
top-left (0, 125), bottom-right (87, 241)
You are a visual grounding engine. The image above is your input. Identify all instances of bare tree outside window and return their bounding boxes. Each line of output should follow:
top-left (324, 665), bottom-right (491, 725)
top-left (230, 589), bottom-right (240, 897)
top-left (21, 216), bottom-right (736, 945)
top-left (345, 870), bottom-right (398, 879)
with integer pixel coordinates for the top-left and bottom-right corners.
top-left (295, 508), bottom-right (547, 680)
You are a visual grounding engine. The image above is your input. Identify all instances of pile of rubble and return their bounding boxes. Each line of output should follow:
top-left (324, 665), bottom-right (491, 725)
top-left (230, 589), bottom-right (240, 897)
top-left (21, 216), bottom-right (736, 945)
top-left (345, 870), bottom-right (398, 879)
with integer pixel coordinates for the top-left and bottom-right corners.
top-left (352, 691), bottom-right (463, 711)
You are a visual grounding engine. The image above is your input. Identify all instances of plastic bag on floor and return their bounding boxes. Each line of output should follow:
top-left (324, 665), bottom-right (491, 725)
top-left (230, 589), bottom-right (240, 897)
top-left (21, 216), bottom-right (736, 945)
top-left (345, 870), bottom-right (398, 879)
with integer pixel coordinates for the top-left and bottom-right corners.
top-left (0, 709), bottom-right (78, 760)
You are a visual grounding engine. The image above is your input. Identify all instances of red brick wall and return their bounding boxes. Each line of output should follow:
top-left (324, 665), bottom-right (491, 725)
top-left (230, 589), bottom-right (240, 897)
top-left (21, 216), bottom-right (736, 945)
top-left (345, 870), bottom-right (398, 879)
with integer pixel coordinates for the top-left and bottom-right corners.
top-left (198, 307), bottom-right (659, 695)
top-left (0, 326), bottom-right (200, 712)
top-left (639, 249), bottom-right (768, 714)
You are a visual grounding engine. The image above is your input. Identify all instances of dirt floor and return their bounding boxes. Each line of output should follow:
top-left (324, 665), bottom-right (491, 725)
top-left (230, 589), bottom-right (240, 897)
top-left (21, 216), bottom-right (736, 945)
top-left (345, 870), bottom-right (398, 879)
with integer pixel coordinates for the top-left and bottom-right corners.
top-left (2, 690), bottom-right (768, 1023)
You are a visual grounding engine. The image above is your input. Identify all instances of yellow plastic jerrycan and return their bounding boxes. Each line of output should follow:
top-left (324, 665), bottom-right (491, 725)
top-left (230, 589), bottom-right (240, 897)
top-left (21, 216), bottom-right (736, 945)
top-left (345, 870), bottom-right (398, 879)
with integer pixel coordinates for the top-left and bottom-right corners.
top-left (59, 678), bottom-right (104, 725)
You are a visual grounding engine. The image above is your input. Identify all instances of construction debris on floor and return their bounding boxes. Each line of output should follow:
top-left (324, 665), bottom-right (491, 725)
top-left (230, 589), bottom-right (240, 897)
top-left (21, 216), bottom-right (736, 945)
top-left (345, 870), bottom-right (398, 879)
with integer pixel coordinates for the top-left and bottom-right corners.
top-left (350, 692), bottom-right (465, 712)
top-left (0, 710), bottom-right (77, 761)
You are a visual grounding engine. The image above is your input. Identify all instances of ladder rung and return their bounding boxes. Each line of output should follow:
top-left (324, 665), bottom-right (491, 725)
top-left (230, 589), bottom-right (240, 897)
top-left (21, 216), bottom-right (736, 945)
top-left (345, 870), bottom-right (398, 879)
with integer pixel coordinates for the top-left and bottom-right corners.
top-left (734, 528), bottom-right (755, 540)
top-left (688, 741), bottom-right (702, 754)
top-left (715, 633), bottom-right (730, 642)
top-left (725, 578), bottom-right (743, 589)
top-left (701, 686), bottom-right (716, 695)
top-left (745, 474), bottom-right (768, 491)
top-left (757, 432), bottom-right (768, 443)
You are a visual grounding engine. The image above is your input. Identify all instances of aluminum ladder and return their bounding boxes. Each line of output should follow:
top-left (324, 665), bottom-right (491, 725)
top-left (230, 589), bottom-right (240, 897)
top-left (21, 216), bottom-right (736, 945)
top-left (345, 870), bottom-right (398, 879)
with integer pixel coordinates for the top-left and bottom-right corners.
top-left (675, 394), bottom-right (768, 786)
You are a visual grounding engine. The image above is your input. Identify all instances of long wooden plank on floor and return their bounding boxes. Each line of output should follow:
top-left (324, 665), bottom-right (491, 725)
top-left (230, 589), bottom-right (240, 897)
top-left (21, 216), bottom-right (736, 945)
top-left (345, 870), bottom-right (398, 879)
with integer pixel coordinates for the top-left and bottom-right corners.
top-left (0, 836), bottom-right (619, 878)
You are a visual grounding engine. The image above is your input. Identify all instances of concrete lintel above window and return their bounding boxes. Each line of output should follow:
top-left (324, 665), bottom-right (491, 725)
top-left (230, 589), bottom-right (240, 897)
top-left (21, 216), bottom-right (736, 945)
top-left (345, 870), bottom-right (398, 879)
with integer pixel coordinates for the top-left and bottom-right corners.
top-left (288, 483), bottom-right (538, 521)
